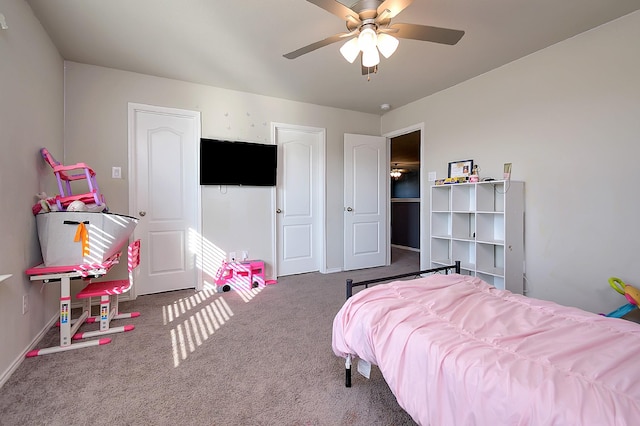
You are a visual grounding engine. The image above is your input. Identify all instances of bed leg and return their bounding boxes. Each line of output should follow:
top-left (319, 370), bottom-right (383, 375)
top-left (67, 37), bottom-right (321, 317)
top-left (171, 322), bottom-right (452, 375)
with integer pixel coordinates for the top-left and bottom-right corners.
top-left (345, 354), bottom-right (352, 388)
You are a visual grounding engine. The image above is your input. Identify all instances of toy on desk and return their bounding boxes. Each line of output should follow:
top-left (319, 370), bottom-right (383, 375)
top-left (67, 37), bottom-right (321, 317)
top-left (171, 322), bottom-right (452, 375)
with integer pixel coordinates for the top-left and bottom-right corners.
top-left (605, 277), bottom-right (640, 318)
top-left (32, 192), bottom-right (58, 215)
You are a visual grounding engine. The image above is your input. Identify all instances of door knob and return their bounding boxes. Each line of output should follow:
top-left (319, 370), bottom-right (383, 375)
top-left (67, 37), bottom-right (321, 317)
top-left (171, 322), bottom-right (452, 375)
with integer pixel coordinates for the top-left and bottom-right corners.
top-left (139, 211), bottom-right (146, 217)
top-left (276, 208), bottom-right (282, 214)
top-left (346, 207), bottom-right (353, 212)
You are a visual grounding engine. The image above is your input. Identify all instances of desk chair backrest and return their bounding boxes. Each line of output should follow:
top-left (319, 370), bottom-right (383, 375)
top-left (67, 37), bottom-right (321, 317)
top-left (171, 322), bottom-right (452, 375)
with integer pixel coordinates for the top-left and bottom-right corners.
top-left (127, 239), bottom-right (141, 286)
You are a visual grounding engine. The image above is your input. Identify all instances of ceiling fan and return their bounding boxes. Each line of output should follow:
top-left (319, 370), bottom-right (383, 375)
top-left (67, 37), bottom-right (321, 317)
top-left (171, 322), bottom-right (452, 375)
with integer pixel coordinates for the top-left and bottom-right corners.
top-left (283, 0), bottom-right (465, 76)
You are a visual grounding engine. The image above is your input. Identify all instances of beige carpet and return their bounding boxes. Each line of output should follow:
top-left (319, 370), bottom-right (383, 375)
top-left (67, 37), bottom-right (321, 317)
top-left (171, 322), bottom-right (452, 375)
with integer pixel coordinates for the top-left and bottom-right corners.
top-left (0, 249), bottom-right (420, 425)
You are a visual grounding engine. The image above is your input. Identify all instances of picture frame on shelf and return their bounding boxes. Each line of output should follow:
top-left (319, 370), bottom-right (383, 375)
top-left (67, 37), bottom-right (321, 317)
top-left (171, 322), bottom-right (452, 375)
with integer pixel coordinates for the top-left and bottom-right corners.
top-left (448, 160), bottom-right (474, 178)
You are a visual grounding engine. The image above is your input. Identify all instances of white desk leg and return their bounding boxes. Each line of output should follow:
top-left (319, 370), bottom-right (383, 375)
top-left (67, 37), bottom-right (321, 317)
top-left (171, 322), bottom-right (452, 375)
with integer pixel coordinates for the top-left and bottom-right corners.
top-left (59, 277), bottom-right (72, 347)
top-left (25, 276), bottom-right (111, 358)
top-left (26, 338), bottom-right (111, 357)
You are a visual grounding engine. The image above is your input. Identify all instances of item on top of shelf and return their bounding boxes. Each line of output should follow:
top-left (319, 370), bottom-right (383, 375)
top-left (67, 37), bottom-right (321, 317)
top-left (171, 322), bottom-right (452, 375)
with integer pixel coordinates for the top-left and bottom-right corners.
top-left (444, 176), bottom-right (468, 184)
top-left (469, 165), bottom-right (480, 182)
top-left (503, 162), bottom-right (512, 180)
top-left (448, 159), bottom-right (474, 178)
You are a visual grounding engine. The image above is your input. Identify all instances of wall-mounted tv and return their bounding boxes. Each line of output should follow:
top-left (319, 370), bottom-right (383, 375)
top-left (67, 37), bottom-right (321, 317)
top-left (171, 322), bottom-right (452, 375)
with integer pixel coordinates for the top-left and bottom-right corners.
top-left (200, 138), bottom-right (277, 186)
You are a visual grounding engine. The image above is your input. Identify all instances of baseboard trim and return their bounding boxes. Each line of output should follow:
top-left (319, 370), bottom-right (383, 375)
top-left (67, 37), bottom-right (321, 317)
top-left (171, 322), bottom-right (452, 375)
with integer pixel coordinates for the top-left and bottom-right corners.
top-left (0, 312), bottom-right (58, 389)
top-left (1, 291), bottom-right (136, 387)
top-left (391, 244), bottom-right (420, 253)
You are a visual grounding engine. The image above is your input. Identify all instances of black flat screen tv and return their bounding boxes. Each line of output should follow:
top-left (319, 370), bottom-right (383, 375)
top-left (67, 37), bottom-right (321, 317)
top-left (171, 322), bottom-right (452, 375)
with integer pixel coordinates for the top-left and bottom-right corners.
top-left (200, 138), bottom-right (277, 186)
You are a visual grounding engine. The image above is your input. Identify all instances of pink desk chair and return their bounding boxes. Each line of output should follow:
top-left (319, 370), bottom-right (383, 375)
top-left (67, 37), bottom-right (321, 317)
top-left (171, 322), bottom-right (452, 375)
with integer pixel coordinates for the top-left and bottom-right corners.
top-left (40, 147), bottom-right (105, 210)
top-left (73, 240), bottom-right (141, 340)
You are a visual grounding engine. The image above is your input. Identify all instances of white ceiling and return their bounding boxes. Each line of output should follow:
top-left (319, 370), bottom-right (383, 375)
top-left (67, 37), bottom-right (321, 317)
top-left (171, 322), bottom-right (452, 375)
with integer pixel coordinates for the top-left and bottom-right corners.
top-left (25, 0), bottom-right (640, 115)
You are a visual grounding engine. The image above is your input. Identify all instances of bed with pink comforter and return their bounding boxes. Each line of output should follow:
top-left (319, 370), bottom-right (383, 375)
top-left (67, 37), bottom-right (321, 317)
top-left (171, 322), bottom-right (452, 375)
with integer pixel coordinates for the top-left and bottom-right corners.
top-left (332, 273), bottom-right (640, 425)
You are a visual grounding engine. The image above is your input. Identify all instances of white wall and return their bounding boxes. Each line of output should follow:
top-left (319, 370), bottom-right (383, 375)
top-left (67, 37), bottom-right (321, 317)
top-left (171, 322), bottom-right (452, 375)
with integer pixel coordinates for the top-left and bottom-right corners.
top-left (382, 11), bottom-right (640, 313)
top-left (0, 0), bottom-right (64, 384)
top-left (63, 62), bottom-right (381, 279)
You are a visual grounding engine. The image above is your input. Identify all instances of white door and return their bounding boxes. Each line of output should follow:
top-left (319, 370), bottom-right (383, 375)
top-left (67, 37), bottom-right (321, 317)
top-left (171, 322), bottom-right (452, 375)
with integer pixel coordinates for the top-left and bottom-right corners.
top-left (344, 133), bottom-right (387, 271)
top-left (128, 103), bottom-right (201, 295)
top-left (274, 124), bottom-right (325, 276)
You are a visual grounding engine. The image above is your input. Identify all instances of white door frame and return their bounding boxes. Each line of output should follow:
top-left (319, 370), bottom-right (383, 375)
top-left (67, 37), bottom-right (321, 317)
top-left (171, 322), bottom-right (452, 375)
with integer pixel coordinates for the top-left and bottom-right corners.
top-left (271, 122), bottom-right (326, 276)
top-left (127, 103), bottom-right (203, 297)
top-left (383, 122), bottom-right (425, 268)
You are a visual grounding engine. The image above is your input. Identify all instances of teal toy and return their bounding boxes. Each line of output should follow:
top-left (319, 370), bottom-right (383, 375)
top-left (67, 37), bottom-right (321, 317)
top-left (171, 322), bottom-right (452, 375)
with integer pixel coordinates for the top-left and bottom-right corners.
top-left (606, 277), bottom-right (640, 318)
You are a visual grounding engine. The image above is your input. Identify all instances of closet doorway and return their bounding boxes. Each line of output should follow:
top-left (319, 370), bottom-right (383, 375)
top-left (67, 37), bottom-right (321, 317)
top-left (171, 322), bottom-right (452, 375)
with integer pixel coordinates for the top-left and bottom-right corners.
top-left (389, 129), bottom-right (421, 267)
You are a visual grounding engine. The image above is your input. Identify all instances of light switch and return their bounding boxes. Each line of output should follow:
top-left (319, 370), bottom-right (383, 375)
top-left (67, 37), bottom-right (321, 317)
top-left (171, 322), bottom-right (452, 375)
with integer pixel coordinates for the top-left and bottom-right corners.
top-left (112, 167), bottom-right (122, 179)
top-left (428, 171), bottom-right (437, 181)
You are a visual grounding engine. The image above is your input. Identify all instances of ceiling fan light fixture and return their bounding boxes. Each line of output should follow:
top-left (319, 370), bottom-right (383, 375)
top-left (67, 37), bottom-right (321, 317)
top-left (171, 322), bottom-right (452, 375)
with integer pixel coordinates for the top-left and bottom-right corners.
top-left (358, 26), bottom-right (378, 52)
top-left (282, 0), bottom-right (466, 80)
top-left (362, 47), bottom-right (380, 68)
top-left (340, 37), bottom-right (360, 63)
top-left (377, 33), bottom-right (399, 58)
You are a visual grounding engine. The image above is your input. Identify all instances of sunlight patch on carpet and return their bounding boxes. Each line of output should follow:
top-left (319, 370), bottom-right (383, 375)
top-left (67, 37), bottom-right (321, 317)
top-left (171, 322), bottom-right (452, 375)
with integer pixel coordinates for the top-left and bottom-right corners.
top-left (164, 288), bottom-right (234, 367)
top-left (163, 228), bottom-right (269, 366)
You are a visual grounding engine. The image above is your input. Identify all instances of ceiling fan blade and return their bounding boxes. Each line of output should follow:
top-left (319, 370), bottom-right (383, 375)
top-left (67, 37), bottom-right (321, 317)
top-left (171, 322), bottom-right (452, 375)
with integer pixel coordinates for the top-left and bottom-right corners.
top-left (306, 0), bottom-right (360, 23)
top-left (391, 23), bottom-right (465, 45)
top-left (376, 0), bottom-right (414, 19)
top-left (283, 33), bottom-right (346, 59)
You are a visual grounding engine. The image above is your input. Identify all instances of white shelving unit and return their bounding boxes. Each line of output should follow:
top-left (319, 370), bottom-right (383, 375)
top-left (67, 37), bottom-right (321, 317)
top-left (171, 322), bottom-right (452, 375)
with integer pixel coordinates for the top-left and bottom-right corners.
top-left (430, 180), bottom-right (524, 293)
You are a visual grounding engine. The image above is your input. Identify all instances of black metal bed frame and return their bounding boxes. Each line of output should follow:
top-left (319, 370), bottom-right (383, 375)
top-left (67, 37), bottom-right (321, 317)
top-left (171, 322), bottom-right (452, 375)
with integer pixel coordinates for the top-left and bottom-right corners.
top-left (343, 261), bottom-right (461, 387)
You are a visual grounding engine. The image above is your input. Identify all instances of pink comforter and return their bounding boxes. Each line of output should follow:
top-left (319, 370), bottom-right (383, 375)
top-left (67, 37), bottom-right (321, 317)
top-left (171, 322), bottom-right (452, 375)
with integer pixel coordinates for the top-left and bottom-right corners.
top-left (332, 274), bottom-right (640, 425)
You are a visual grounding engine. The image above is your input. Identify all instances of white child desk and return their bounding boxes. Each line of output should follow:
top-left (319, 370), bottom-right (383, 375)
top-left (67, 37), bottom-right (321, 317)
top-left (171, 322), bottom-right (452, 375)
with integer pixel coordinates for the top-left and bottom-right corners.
top-left (25, 253), bottom-right (120, 357)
